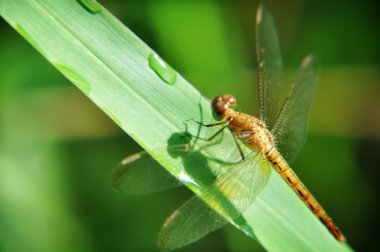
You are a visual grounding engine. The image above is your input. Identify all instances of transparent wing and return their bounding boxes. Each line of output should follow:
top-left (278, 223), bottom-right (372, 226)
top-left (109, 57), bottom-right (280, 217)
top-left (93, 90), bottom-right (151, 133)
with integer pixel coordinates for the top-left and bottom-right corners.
top-left (157, 152), bottom-right (271, 251)
top-left (256, 4), bottom-right (283, 130)
top-left (111, 149), bottom-right (183, 194)
top-left (272, 55), bottom-right (317, 163)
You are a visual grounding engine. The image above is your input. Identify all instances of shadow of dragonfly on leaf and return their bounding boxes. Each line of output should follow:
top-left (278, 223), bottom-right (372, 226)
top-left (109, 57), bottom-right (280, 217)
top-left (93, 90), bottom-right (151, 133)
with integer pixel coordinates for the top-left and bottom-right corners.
top-left (111, 124), bottom-right (261, 251)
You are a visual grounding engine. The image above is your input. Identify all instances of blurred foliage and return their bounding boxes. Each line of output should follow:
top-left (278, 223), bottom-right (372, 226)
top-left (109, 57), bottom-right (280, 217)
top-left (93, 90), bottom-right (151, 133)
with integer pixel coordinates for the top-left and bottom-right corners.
top-left (0, 0), bottom-right (379, 251)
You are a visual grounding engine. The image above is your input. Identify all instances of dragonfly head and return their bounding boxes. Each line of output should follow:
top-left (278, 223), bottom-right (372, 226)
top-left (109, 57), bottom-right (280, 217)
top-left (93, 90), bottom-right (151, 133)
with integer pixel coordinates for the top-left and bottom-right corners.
top-left (212, 94), bottom-right (236, 120)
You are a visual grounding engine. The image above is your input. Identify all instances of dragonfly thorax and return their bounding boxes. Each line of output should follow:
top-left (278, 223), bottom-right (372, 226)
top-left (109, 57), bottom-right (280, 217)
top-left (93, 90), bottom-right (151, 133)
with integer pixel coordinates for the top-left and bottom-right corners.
top-left (224, 110), bottom-right (274, 154)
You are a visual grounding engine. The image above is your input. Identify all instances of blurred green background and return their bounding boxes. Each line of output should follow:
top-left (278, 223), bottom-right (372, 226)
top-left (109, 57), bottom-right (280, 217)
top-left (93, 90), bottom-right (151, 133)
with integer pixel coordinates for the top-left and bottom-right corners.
top-left (0, 0), bottom-right (379, 251)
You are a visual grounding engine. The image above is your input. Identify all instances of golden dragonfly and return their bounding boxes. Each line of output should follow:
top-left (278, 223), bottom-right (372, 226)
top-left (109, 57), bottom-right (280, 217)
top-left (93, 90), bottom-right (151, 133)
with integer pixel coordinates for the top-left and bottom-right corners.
top-left (112, 4), bottom-right (344, 251)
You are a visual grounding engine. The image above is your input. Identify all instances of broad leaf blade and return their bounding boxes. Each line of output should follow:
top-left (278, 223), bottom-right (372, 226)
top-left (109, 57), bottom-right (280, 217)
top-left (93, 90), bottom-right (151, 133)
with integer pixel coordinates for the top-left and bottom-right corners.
top-left (1, 1), bottom-right (351, 251)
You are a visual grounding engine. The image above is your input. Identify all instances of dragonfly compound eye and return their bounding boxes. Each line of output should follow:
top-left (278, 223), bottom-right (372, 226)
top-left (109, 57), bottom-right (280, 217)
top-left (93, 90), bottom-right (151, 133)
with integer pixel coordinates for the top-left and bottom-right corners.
top-left (212, 96), bottom-right (227, 120)
top-left (222, 94), bottom-right (237, 108)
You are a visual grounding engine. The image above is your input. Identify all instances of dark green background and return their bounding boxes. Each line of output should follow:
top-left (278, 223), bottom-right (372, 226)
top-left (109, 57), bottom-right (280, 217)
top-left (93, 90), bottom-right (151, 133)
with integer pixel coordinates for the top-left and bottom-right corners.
top-left (1, 0), bottom-right (379, 251)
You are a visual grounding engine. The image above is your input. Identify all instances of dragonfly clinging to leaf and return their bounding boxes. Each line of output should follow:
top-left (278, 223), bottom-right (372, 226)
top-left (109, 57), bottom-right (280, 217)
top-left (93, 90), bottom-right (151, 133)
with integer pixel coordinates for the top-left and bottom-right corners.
top-left (112, 4), bottom-right (344, 251)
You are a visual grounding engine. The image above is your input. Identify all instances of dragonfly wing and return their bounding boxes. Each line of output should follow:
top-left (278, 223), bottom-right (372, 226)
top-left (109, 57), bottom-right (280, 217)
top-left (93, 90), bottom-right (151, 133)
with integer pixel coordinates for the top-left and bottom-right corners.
top-left (273, 55), bottom-right (317, 163)
top-left (157, 152), bottom-right (271, 251)
top-left (111, 150), bottom-right (182, 194)
top-left (157, 194), bottom-right (227, 252)
top-left (256, 4), bottom-right (283, 130)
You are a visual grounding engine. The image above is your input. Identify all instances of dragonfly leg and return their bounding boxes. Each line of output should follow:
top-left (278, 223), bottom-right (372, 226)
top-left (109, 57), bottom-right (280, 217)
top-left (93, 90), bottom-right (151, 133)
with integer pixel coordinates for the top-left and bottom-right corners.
top-left (184, 118), bottom-right (228, 127)
top-left (232, 134), bottom-right (245, 161)
top-left (183, 119), bottom-right (228, 143)
top-left (192, 124), bottom-right (229, 141)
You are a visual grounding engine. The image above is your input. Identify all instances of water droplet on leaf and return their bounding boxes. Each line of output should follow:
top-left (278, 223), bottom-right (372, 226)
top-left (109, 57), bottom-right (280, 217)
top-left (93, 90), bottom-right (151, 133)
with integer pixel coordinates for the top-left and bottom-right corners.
top-left (148, 53), bottom-right (177, 85)
top-left (102, 107), bottom-right (122, 127)
top-left (55, 64), bottom-right (91, 95)
top-left (78, 0), bottom-right (101, 13)
top-left (15, 24), bottom-right (46, 57)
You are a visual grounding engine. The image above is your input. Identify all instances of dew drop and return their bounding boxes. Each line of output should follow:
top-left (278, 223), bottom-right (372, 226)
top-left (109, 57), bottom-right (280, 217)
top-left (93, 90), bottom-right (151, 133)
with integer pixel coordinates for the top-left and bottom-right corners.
top-left (232, 215), bottom-right (255, 238)
top-left (238, 221), bottom-right (255, 238)
top-left (179, 172), bottom-right (200, 188)
top-left (55, 64), bottom-right (91, 95)
top-left (78, 0), bottom-right (101, 13)
top-left (102, 107), bottom-right (122, 127)
top-left (15, 24), bottom-right (46, 57)
top-left (148, 53), bottom-right (177, 85)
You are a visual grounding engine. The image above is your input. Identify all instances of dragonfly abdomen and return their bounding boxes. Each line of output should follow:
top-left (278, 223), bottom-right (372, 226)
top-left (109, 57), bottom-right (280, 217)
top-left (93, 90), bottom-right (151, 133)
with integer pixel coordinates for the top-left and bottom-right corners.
top-left (226, 109), bottom-right (345, 242)
top-left (265, 148), bottom-right (345, 242)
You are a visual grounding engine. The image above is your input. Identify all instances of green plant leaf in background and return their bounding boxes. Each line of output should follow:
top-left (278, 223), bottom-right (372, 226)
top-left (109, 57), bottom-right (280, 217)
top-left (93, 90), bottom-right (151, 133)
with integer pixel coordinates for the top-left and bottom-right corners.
top-left (0, 0), bottom-right (353, 251)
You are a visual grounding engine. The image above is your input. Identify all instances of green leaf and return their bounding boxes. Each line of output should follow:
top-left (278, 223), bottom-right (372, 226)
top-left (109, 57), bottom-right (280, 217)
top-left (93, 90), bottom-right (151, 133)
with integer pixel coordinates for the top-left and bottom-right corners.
top-left (0, 1), bottom-right (352, 251)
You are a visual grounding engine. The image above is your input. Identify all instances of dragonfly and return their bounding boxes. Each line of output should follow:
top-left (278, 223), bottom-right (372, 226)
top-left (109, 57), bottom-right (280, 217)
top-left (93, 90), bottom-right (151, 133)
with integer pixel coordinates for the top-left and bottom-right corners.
top-left (112, 4), bottom-right (344, 251)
